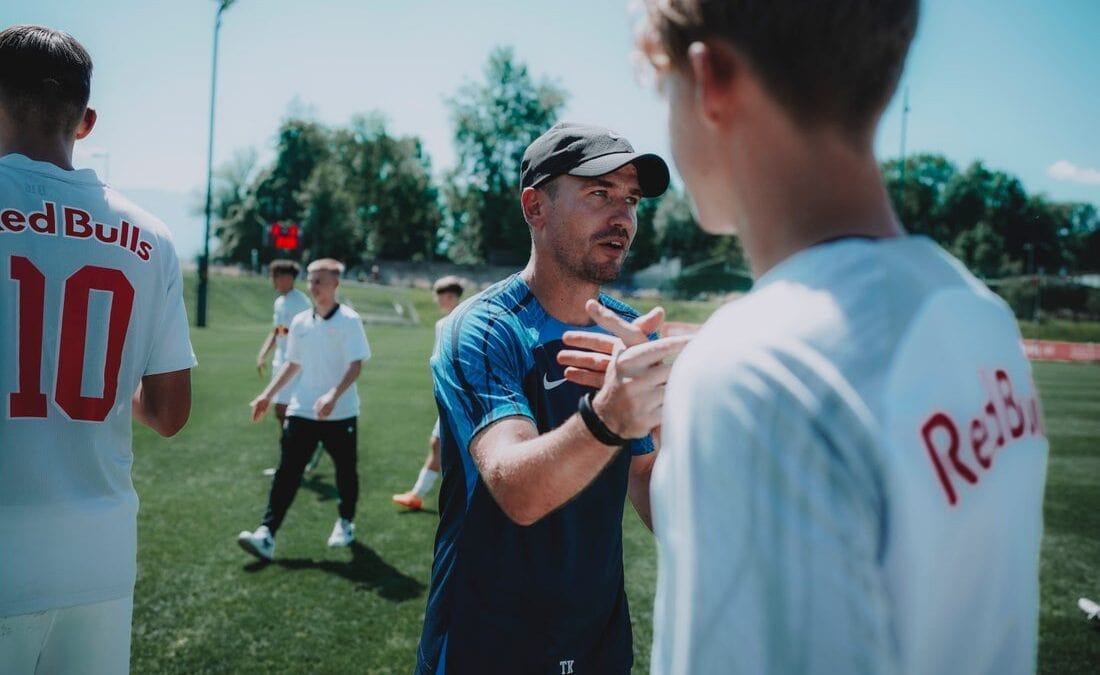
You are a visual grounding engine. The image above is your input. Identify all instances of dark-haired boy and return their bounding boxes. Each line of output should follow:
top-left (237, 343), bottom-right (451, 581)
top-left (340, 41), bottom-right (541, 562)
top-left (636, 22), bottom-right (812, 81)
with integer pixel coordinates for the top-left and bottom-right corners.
top-left (393, 275), bottom-right (465, 510)
top-left (0, 24), bottom-right (195, 672)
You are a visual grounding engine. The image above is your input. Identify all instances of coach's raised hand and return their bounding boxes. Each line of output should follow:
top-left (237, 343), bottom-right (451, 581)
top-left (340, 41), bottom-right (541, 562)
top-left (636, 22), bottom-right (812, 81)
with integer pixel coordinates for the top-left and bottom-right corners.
top-left (559, 299), bottom-right (690, 441)
top-left (558, 301), bottom-right (664, 388)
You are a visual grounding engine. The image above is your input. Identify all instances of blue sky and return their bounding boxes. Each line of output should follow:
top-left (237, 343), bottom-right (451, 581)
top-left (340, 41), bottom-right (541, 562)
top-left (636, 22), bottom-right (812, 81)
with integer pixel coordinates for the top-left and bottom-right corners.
top-left (7, 0), bottom-right (1099, 258)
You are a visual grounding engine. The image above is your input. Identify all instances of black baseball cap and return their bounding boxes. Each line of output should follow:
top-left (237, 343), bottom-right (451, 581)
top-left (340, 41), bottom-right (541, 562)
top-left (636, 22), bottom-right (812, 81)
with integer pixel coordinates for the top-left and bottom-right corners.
top-left (520, 122), bottom-right (670, 198)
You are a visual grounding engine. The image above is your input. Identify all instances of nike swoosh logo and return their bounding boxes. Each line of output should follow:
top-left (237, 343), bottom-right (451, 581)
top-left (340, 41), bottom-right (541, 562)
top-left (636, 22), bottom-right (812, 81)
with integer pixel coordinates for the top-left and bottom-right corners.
top-left (543, 374), bottom-right (568, 390)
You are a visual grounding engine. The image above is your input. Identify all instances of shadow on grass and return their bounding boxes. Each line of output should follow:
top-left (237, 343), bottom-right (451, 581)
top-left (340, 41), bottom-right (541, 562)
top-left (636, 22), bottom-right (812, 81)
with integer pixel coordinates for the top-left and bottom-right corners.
top-left (300, 474), bottom-right (340, 503)
top-left (302, 473), bottom-right (440, 515)
top-left (244, 541), bottom-right (425, 602)
top-left (396, 506), bottom-right (439, 516)
top-left (1039, 613), bottom-right (1100, 674)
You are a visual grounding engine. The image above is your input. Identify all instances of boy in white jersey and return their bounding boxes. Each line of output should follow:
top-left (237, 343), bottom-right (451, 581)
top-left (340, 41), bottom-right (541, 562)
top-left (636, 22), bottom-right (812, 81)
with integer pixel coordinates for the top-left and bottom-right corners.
top-left (393, 275), bottom-right (464, 510)
top-left (256, 259), bottom-right (311, 416)
top-left (629, 2), bottom-right (1050, 673)
top-left (240, 258), bottom-right (371, 561)
top-left (255, 258), bottom-right (317, 475)
top-left (0, 24), bottom-right (195, 673)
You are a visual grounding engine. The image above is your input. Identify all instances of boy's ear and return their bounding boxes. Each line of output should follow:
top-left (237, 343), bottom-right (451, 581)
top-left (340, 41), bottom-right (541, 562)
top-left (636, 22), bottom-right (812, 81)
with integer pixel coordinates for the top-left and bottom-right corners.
top-left (75, 107), bottom-right (96, 140)
top-left (688, 41), bottom-right (743, 128)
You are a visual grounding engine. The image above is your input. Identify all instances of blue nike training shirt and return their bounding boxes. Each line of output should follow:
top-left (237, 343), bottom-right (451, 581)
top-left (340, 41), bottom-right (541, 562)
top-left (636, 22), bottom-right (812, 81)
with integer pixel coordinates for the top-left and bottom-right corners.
top-left (415, 274), bottom-right (653, 675)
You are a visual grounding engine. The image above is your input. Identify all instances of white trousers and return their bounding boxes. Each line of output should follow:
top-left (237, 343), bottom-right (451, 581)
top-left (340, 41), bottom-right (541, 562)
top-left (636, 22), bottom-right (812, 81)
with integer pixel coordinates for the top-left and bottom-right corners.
top-left (0, 595), bottom-right (132, 675)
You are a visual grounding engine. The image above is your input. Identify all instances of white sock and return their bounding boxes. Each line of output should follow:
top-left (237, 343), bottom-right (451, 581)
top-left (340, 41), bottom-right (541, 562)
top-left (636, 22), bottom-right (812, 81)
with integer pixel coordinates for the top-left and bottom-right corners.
top-left (413, 468), bottom-right (439, 497)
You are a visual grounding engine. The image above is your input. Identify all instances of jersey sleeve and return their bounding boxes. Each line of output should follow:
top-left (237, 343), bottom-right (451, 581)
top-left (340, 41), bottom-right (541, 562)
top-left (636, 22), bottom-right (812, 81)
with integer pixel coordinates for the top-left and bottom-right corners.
top-left (144, 242), bottom-right (197, 375)
top-left (344, 314), bottom-right (371, 363)
top-left (432, 303), bottom-right (532, 451)
top-left (285, 315), bottom-right (305, 365)
top-left (651, 349), bottom-right (894, 674)
top-left (272, 296), bottom-right (283, 328)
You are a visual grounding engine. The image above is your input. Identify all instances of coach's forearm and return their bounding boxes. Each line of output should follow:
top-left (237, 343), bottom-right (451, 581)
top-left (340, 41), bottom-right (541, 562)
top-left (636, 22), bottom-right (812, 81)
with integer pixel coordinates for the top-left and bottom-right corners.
top-left (472, 414), bottom-right (624, 526)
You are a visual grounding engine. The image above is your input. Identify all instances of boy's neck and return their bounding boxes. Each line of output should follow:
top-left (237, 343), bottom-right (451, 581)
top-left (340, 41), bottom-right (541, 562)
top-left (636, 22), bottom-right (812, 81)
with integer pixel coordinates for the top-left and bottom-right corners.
top-left (733, 125), bottom-right (902, 277)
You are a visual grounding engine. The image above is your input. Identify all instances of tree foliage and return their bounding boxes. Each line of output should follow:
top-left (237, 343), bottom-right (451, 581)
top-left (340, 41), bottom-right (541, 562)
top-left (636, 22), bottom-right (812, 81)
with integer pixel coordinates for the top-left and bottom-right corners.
top-left (441, 47), bottom-right (567, 264)
top-left (207, 55), bottom-right (1098, 298)
top-left (650, 188), bottom-right (744, 269)
top-left (884, 154), bottom-right (1098, 277)
top-left (212, 114), bottom-right (439, 267)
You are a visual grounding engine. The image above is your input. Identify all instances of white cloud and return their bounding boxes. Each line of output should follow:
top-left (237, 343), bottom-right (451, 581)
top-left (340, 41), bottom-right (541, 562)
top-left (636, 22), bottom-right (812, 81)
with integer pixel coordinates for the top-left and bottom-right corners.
top-left (1048, 160), bottom-right (1100, 186)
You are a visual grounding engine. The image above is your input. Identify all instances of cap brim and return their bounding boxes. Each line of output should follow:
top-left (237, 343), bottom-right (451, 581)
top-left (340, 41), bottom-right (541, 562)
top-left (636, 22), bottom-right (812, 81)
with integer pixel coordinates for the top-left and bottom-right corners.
top-left (567, 152), bottom-right (670, 198)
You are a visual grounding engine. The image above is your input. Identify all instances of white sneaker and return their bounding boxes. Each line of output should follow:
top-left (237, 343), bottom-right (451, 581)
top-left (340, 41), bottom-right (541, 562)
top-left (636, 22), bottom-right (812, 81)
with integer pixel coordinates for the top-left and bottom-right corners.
top-left (327, 518), bottom-right (355, 547)
top-left (304, 447), bottom-right (324, 474)
top-left (237, 525), bottom-right (275, 561)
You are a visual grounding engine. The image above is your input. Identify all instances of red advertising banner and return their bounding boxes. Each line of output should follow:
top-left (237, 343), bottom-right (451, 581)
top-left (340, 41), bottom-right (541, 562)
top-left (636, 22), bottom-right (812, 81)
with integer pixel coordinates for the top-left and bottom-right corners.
top-left (1022, 340), bottom-right (1100, 363)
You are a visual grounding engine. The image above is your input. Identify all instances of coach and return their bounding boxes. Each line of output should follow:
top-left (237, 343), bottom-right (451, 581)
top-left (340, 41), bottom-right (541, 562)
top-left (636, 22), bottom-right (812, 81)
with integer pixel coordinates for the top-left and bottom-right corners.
top-left (415, 123), bottom-right (681, 674)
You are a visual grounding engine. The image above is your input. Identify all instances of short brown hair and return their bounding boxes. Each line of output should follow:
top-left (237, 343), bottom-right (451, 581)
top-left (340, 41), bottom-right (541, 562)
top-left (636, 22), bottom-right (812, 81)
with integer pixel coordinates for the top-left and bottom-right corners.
top-left (638, 0), bottom-right (918, 136)
top-left (269, 259), bottom-right (300, 278)
top-left (0, 24), bottom-right (92, 134)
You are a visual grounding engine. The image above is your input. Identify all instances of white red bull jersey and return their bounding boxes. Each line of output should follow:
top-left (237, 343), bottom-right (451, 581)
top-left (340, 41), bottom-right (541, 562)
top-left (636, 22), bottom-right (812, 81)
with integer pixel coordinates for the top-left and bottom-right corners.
top-left (271, 288), bottom-right (310, 405)
top-left (651, 236), bottom-right (1047, 674)
top-left (284, 303), bottom-right (371, 421)
top-left (272, 288), bottom-right (310, 371)
top-left (0, 153), bottom-right (197, 616)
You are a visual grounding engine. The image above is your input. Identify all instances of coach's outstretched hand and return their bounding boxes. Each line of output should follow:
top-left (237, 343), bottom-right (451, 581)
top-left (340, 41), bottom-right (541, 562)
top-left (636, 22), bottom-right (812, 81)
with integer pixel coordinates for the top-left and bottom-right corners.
top-left (558, 300), bottom-right (691, 441)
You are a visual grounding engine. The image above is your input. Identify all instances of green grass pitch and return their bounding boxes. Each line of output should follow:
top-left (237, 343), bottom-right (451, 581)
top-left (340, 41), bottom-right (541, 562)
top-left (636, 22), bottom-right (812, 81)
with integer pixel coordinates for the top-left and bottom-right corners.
top-left (127, 274), bottom-right (1099, 673)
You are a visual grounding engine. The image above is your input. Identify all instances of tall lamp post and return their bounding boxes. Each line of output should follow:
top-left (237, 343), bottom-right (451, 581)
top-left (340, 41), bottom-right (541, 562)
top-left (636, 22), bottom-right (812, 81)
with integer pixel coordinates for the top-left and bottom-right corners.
top-left (196, 0), bottom-right (237, 328)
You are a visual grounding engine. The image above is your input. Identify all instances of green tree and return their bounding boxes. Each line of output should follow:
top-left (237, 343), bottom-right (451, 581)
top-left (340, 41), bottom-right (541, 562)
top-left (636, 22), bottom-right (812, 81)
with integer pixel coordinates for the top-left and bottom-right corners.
top-left (936, 161), bottom-right (992, 244)
top-left (442, 46), bottom-right (567, 264)
top-left (299, 161), bottom-right (359, 262)
top-left (209, 148), bottom-right (261, 265)
top-left (952, 222), bottom-right (1014, 279)
top-left (1019, 195), bottom-right (1068, 274)
top-left (1061, 203), bottom-right (1100, 271)
top-left (213, 117), bottom-right (332, 266)
top-left (256, 118), bottom-right (332, 225)
top-left (625, 193), bottom-right (663, 272)
top-left (882, 153), bottom-right (956, 239)
top-left (325, 114), bottom-right (441, 261)
top-left (652, 189), bottom-right (715, 266)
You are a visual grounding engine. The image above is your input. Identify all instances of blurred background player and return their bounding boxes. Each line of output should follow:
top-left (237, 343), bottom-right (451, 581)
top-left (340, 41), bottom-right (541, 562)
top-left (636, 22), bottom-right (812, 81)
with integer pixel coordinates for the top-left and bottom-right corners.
top-left (255, 258), bottom-right (319, 475)
top-left (0, 24), bottom-right (195, 673)
top-left (634, 1), bottom-right (1050, 673)
top-left (393, 275), bottom-right (465, 510)
top-left (239, 258), bottom-right (371, 561)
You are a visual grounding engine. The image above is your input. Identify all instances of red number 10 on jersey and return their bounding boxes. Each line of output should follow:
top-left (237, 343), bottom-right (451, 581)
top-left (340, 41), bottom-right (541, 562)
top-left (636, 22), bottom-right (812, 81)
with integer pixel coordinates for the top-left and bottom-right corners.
top-left (8, 255), bottom-right (134, 421)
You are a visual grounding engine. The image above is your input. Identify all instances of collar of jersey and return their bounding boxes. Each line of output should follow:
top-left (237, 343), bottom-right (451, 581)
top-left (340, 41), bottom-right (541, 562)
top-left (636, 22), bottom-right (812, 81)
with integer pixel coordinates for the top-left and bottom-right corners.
top-left (313, 303), bottom-right (341, 321)
top-left (0, 152), bottom-right (102, 185)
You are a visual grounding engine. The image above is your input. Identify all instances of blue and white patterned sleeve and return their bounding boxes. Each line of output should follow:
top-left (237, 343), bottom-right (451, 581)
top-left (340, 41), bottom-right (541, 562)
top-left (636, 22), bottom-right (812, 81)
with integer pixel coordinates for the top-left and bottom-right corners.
top-left (432, 303), bottom-right (533, 453)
